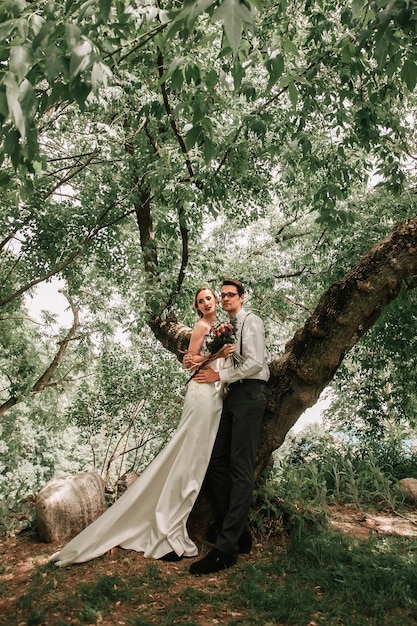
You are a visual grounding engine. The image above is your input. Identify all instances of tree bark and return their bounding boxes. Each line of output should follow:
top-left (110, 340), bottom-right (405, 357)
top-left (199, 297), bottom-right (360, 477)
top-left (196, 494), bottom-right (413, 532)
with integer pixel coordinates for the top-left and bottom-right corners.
top-left (257, 216), bottom-right (417, 473)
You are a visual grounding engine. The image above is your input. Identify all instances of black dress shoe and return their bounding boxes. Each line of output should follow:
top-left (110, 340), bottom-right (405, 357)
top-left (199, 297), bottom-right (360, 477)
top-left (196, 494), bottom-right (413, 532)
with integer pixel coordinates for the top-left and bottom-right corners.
top-left (189, 548), bottom-right (236, 575)
top-left (205, 530), bottom-right (252, 554)
top-left (160, 551), bottom-right (183, 562)
top-left (238, 531), bottom-right (252, 554)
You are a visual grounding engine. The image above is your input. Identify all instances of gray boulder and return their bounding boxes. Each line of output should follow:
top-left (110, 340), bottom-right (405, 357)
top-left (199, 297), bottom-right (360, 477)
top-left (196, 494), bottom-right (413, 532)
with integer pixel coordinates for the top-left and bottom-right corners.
top-left (399, 477), bottom-right (417, 503)
top-left (36, 472), bottom-right (107, 543)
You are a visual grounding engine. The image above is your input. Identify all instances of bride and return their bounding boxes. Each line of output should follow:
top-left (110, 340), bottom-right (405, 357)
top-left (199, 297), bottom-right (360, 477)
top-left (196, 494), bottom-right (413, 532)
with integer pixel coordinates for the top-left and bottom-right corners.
top-left (50, 286), bottom-right (234, 566)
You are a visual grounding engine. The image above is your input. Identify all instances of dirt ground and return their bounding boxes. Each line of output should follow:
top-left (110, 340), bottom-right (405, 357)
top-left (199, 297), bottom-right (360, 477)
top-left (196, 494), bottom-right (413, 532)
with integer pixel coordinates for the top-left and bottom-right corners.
top-left (1, 504), bottom-right (417, 626)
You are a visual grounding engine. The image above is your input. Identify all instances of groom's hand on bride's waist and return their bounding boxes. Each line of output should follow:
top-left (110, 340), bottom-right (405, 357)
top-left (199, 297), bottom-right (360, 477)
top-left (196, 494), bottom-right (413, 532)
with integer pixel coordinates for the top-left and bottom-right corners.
top-left (194, 367), bottom-right (220, 384)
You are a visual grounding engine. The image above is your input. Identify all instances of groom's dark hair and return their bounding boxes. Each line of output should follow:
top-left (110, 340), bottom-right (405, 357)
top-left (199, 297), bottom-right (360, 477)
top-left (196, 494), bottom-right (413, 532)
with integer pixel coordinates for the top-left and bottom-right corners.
top-left (222, 278), bottom-right (244, 295)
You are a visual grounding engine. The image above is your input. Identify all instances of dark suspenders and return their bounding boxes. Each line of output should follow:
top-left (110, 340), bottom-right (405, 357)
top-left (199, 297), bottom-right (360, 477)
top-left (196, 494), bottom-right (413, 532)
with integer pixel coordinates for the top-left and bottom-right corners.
top-left (239, 313), bottom-right (251, 355)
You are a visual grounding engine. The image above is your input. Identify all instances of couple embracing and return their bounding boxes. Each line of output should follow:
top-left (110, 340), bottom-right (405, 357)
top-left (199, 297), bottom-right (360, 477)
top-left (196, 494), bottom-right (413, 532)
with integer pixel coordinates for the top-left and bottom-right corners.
top-left (50, 279), bottom-right (269, 576)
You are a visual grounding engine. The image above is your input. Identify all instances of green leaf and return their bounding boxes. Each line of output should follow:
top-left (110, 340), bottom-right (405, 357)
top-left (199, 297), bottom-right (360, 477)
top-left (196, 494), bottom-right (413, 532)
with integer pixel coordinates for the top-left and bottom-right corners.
top-left (99, 0), bottom-right (112, 22)
top-left (193, 105), bottom-right (205, 125)
top-left (0, 170), bottom-right (11, 186)
top-left (19, 79), bottom-right (36, 119)
top-left (171, 68), bottom-right (184, 91)
top-left (0, 19), bottom-right (16, 42)
top-left (247, 116), bottom-right (266, 140)
top-left (203, 136), bottom-right (215, 164)
top-left (0, 88), bottom-right (8, 117)
top-left (65, 23), bottom-right (82, 50)
top-left (166, 57), bottom-right (187, 79)
top-left (282, 38), bottom-right (299, 56)
top-left (185, 125), bottom-right (203, 149)
top-left (266, 53), bottom-right (284, 90)
top-left (9, 46), bottom-right (33, 83)
top-left (205, 68), bottom-right (218, 88)
top-left (186, 0), bottom-right (216, 28)
top-left (352, 0), bottom-right (365, 19)
top-left (16, 16), bottom-right (29, 40)
top-left (340, 39), bottom-right (356, 63)
top-left (288, 80), bottom-right (298, 108)
top-left (4, 71), bottom-right (25, 138)
top-left (241, 84), bottom-right (257, 100)
top-left (44, 45), bottom-right (64, 82)
top-left (201, 117), bottom-right (213, 134)
top-left (91, 62), bottom-right (112, 89)
top-left (401, 59), bottom-right (417, 92)
top-left (71, 81), bottom-right (91, 111)
top-left (69, 41), bottom-right (93, 79)
top-left (185, 63), bottom-right (201, 85)
top-left (233, 59), bottom-right (245, 90)
top-left (212, 0), bottom-right (254, 54)
top-left (300, 137), bottom-right (312, 156)
top-left (28, 12), bottom-right (44, 36)
top-left (3, 127), bottom-right (21, 168)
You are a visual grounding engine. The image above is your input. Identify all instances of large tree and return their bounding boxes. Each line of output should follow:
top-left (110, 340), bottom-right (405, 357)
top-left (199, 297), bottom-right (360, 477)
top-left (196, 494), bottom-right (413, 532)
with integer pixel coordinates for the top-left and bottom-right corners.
top-left (1, 0), bottom-right (417, 485)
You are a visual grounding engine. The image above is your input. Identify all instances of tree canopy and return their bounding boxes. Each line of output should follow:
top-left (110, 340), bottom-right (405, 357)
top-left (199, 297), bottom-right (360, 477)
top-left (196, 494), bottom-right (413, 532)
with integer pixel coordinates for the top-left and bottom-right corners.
top-left (1, 0), bottom-right (417, 499)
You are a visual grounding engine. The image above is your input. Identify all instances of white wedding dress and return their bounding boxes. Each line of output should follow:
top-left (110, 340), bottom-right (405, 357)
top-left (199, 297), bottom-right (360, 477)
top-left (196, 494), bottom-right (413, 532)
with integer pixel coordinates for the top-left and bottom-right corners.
top-left (50, 361), bottom-right (224, 566)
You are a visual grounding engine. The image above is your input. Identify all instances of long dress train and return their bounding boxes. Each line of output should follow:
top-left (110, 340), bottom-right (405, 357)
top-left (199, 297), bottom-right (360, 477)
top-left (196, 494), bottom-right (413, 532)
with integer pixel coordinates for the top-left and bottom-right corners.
top-left (50, 364), bottom-right (224, 566)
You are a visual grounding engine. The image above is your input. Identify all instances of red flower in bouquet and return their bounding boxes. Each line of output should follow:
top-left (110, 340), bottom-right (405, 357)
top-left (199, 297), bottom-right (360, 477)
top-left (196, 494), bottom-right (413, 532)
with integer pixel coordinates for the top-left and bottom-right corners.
top-left (205, 317), bottom-right (244, 367)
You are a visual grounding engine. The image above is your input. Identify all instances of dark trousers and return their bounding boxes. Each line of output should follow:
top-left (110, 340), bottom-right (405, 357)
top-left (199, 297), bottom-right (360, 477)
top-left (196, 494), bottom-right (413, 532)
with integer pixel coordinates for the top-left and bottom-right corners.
top-left (205, 379), bottom-right (268, 558)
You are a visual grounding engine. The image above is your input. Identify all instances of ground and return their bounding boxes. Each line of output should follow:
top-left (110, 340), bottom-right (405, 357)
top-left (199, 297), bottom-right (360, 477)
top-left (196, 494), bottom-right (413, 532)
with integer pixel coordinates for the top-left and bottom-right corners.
top-left (1, 505), bottom-right (417, 626)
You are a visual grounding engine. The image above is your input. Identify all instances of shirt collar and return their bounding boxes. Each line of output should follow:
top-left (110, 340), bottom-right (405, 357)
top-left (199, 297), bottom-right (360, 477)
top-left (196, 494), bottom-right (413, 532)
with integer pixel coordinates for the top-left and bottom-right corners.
top-left (235, 308), bottom-right (246, 321)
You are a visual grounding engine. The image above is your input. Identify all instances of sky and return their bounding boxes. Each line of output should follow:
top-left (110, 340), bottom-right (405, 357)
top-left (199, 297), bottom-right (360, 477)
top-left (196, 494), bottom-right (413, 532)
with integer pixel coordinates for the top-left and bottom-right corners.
top-left (26, 279), bottom-right (74, 326)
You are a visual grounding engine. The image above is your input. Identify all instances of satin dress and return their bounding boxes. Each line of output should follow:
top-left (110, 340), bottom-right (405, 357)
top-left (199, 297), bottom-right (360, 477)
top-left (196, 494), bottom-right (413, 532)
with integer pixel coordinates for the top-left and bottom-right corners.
top-left (50, 361), bottom-right (224, 566)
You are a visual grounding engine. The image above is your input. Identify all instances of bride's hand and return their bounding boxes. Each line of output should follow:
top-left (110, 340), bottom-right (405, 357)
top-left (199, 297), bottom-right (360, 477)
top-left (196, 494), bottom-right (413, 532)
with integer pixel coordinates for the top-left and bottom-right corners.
top-left (183, 351), bottom-right (198, 369)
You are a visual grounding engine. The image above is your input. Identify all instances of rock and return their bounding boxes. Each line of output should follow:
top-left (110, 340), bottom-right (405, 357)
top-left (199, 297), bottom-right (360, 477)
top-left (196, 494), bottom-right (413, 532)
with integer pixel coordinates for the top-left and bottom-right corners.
top-left (36, 472), bottom-right (107, 543)
top-left (116, 472), bottom-right (138, 496)
top-left (399, 478), bottom-right (417, 503)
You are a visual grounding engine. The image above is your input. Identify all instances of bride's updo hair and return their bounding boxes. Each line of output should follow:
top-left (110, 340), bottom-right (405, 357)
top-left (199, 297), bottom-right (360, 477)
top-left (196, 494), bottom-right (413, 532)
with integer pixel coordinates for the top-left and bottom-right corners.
top-left (194, 286), bottom-right (217, 318)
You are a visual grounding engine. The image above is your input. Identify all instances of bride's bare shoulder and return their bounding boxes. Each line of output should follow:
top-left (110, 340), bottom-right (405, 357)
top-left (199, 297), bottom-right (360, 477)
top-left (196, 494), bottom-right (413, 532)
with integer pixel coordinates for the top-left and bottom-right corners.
top-left (195, 318), bottom-right (211, 332)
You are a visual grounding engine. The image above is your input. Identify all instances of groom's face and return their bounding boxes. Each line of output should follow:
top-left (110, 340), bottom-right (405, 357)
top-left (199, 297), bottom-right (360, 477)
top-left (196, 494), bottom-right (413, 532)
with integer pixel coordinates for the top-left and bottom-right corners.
top-left (220, 287), bottom-right (243, 317)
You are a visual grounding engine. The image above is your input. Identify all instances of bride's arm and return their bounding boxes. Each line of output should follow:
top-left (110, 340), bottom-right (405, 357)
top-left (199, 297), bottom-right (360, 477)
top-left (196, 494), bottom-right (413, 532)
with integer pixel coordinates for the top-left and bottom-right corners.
top-left (183, 320), bottom-right (209, 369)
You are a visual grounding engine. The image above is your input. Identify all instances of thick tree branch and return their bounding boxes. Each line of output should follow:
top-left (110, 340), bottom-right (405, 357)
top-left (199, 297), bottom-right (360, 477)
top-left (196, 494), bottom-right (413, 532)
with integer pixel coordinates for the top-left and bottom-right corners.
top-left (133, 187), bottom-right (159, 281)
top-left (257, 216), bottom-right (417, 475)
top-left (124, 122), bottom-right (160, 287)
top-left (157, 50), bottom-right (203, 190)
top-left (31, 293), bottom-right (80, 393)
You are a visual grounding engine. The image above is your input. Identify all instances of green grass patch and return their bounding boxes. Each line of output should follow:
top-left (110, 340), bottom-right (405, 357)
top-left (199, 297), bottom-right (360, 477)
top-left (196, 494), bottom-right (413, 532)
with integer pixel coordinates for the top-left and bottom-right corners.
top-left (223, 529), bottom-right (417, 626)
top-left (6, 524), bottom-right (417, 626)
top-left (13, 560), bottom-right (175, 626)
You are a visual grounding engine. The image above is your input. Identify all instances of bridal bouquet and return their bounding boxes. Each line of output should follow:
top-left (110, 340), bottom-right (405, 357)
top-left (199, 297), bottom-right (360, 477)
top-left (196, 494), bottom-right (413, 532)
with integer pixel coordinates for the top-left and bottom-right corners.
top-left (186, 317), bottom-right (244, 384)
top-left (205, 317), bottom-right (244, 368)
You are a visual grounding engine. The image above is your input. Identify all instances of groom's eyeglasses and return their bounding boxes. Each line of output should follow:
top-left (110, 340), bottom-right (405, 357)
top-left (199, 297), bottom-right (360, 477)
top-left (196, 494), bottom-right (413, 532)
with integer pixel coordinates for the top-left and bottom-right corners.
top-left (220, 292), bottom-right (239, 299)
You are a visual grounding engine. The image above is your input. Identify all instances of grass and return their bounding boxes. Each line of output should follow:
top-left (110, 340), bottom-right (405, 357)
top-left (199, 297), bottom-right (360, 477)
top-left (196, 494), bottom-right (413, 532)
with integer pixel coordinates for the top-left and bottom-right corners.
top-left (11, 561), bottom-right (176, 626)
top-left (4, 525), bottom-right (417, 626)
top-left (222, 530), bottom-right (417, 626)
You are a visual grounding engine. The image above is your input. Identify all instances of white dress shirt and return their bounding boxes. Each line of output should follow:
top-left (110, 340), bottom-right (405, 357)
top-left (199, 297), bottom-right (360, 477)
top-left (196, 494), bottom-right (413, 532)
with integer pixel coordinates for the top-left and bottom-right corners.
top-left (219, 308), bottom-right (270, 385)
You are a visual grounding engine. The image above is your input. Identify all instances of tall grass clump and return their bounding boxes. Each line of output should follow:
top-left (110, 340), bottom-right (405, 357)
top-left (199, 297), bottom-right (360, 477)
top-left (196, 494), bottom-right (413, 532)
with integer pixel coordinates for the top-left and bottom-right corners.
top-left (266, 423), bottom-right (413, 516)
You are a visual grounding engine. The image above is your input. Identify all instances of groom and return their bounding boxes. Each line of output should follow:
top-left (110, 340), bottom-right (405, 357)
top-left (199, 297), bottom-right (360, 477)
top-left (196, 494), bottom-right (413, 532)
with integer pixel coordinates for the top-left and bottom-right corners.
top-left (191, 278), bottom-right (269, 574)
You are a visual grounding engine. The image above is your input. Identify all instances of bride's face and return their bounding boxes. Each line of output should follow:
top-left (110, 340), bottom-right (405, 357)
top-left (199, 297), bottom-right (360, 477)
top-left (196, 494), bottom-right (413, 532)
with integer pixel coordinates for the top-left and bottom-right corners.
top-left (196, 289), bottom-right (217, 317)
